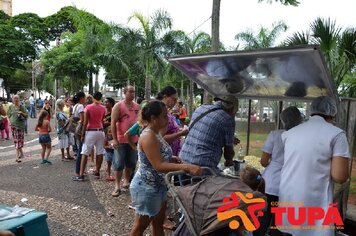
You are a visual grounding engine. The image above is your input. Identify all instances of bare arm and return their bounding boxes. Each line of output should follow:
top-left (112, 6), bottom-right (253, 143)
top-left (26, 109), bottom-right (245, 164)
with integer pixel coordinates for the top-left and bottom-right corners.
top-left (163, 131), bottom-right (185, 143)
top-left (58, 119), bottom-right (65, 128)
top-left (163, 127), bottom-right (188, 143)
top-left (111, 103), bottom-right (120, 148)
top-left (331, 156), bottom-right (350, 184)
top-left (79, 111), bottom-right (84, 123)
top-left (124, 131), bottom-right (137, 151)
top-left (223, 145), bottom-right (235, 166)
top-left (261, 152), bottom-right (272, 167)
top-left (140, 131), bottom-right (202, 175)
top-left (82, 111), bottom-right (89, 135)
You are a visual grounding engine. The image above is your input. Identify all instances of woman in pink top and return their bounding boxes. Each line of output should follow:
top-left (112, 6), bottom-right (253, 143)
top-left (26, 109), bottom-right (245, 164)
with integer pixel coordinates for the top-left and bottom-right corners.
top-left (75, 92), bottom-right (106, 181)
top-left (35, 110), bottom-right (52, 164)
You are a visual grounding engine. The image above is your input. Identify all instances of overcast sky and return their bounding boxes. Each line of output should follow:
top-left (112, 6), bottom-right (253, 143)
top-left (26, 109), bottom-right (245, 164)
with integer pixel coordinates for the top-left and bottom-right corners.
top-left (12, 0), bottom-right (356, 48)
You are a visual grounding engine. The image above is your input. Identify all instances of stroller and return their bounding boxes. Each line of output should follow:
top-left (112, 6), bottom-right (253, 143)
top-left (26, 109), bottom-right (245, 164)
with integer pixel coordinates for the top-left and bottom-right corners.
top-left (165, 167), bottom-right (266, 236)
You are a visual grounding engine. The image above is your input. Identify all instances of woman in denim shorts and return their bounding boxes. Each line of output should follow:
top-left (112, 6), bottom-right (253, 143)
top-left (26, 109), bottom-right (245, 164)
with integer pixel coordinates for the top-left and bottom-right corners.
top-left (35, 110), bottom-right (52, 164)
top-left (129, 100), bottom-right (202, 236)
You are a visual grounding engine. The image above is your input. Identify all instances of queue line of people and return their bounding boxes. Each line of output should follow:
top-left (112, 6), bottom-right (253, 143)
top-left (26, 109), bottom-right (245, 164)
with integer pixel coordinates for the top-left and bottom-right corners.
top-left (1, 89), bottom-right (350, 236)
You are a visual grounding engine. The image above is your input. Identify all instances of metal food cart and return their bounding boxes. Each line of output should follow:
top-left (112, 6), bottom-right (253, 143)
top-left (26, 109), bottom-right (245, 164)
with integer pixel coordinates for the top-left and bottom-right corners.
top-left (168, 45), bottom-right (356, 234)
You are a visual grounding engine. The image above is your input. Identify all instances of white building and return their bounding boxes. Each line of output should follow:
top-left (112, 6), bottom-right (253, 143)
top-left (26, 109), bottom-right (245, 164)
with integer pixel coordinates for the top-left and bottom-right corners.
top-left (0, 0), bottom-right (12, 16)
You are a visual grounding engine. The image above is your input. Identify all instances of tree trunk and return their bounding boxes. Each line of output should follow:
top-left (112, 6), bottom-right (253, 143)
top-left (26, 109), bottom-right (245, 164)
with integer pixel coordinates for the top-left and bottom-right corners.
top-left (145, 75), bottom-right (151, 101)
top-left (259, 99), bottom-right (264, 121)
top-left (204, 0), bottom-right (221, 104)
top-left (211, 0), bottom-right (221, 52)
top-left (180, 80), bottom-right (184, 101)
top-left (188, 80), bottom-right (194, 117)
top-left (88, 72), bottom-right (93, 95)
top-left (94, 73), bottom-right (100, 92)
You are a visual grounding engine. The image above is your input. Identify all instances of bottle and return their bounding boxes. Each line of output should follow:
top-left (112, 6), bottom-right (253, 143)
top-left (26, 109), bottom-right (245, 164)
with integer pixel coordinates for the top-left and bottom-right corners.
top-left (237, 145), bottom-right (244, 161)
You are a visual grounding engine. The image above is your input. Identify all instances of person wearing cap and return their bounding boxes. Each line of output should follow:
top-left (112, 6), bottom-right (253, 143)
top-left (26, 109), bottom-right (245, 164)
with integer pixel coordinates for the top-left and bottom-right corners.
top-left (278, 96), bottom-right (350, 236)
top-left (259, 106), bottom-right (303, 236)
top-left (179, 96), bottom-right (239, 175)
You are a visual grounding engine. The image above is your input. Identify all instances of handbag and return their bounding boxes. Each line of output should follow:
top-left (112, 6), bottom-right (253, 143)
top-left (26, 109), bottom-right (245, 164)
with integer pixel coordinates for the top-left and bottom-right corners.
top-left (65, 116), bottom-right (80, 133)
top-left (75, 122), bottom-right (83, 136)
top-left (17, 105), bottom-right (27, 122)
top-left (65, 105), bottom-right (80, 133)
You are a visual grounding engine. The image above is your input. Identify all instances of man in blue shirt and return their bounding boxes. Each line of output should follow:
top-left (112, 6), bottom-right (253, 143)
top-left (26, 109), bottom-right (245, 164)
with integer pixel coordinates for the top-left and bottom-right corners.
top-left (180, 96), bottom-right (238, 174)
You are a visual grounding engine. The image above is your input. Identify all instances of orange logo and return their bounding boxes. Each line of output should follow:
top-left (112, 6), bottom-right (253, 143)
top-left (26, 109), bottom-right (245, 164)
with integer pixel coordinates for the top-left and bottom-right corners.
top-left (217, 192), bottom-right (266, 231)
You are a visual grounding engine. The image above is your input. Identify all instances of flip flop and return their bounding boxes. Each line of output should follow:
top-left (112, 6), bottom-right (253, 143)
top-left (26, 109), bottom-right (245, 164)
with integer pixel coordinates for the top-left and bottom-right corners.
top-left (163, 218), bottom-right (177, 231)
top-left (122, 183), bottom-right (130, 190)
top-left (111, 188), bottom-right (121, 197)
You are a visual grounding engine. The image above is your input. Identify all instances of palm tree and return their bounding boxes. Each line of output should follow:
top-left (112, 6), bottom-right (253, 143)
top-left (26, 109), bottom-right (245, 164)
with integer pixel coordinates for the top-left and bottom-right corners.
top-left (128, 9), bottom-right (173, 100)
top-left (164, 31), bottom-right (212, 115)
top-left (235, 21), bottom-right (288, 49)
top-left (285, 18), bottom-right (356, 97)
top-left (258, 0), bottom-right (299, 6)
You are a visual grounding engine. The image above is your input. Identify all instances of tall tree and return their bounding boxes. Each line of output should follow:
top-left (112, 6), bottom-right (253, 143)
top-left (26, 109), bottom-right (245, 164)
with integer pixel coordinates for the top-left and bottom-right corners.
top-left (0, 11), bottom-right (41, 99)
top-left (128, 9), bottom-right (173, 100)
top-left (285, 18), bottom-right (356, 97)
top-left (41, 32), bottom-right (91, 95)
top-left (204, 0), bottom-right (221, 104)
top-left (258, 0), bottom-right (299, 6)
top-left (235, 21), bottom-right (288, 49)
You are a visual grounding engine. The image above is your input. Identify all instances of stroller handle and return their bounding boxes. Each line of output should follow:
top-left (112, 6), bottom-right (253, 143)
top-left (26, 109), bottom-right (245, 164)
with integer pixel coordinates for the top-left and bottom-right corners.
top-left (165, 166), bottom-right (216, 185)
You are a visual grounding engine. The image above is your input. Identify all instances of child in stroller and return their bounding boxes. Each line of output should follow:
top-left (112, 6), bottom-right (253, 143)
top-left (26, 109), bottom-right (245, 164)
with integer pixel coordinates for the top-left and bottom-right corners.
top-left (171, 167), bottom-right (265, 236)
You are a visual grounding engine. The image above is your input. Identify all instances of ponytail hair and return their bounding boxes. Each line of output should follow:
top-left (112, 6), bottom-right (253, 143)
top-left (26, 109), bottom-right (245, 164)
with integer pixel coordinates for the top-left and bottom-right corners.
top-left (37, 110), bottom-right (49, 128)
top-left (240, 167), bottom-right (265, 194)
top-left (140, 100), bottom-right (166, 123)
top-left (73, 92), bottom-right (85, 104)
top-left (156, 86), bottom-right (177, 100)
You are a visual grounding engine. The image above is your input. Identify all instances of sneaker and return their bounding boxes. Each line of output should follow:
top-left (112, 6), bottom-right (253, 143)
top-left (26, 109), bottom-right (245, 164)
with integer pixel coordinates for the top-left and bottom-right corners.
top-left (44, 159), bottom-right (52, 165)
top-left (40, 160), bottom-right (46, 164)
top-left (72, 176), bottom-right (84, 182)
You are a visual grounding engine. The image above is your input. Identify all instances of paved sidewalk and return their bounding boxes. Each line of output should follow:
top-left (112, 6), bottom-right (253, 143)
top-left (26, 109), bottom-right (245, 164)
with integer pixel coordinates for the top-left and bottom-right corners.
top-left (0, 118), bottom-right (139, 235)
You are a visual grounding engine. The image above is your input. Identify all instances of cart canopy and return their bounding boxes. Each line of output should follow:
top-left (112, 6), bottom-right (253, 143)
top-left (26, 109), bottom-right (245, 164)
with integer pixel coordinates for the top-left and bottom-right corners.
top-left (168, 45), bottom-right (338, 101)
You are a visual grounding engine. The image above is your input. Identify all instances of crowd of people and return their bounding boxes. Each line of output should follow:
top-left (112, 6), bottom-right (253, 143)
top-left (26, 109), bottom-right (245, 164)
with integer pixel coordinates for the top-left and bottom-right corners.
top-left (0, 90), bottom-right (351, 236)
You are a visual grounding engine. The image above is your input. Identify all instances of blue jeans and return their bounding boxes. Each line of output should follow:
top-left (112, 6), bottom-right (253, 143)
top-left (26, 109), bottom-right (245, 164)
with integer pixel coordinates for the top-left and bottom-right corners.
top-left (75, 136), bottom-right (82, 175)
top-left (30, 104), bottom-right (36, 118)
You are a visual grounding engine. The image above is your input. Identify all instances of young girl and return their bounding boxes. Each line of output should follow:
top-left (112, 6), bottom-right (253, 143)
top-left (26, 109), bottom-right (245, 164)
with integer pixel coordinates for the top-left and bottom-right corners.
top-left (35, 110), bottom-right (52, 164)
top-left (104, 126), bottom-right (115, 181)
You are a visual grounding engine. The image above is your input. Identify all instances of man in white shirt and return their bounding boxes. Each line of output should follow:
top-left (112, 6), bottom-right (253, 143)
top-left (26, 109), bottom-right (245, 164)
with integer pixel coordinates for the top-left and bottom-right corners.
top-left (29, 94), bottom-right (35, 118)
